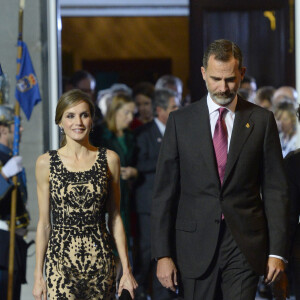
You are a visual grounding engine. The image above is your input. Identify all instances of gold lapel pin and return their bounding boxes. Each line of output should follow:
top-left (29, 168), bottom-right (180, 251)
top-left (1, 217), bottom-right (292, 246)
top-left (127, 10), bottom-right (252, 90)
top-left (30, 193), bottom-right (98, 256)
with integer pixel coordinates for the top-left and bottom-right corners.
top-left (245, 123), bottom-right (250, 128)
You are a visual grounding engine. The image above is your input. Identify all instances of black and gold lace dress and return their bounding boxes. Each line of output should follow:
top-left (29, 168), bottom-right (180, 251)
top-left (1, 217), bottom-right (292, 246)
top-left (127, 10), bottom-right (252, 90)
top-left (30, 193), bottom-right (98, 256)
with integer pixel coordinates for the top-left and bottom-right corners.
top-left (45, 148), bottom-right (116, 299)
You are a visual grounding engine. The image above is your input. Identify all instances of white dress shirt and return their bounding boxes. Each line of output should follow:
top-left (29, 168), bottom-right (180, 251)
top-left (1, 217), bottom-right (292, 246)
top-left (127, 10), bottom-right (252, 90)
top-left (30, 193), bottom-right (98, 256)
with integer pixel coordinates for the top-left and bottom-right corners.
top-left (154, 117), bottom-right (166, 136)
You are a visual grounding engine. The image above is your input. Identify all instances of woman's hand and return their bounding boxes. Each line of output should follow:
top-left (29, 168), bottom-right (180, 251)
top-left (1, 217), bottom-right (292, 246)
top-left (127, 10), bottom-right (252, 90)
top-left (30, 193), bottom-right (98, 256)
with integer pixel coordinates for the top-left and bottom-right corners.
top-left (120, 167), bottom-right (138, 180)
top-left (118, 270), bottom-right (138, 299)
top-left (32, 274), bottom-right (47, 300)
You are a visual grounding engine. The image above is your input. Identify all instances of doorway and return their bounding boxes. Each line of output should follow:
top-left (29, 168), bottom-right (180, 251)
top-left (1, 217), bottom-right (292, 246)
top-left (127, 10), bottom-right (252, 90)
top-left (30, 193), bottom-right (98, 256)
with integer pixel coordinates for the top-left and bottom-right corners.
top-left (59, 1), bottom-right (190, 98)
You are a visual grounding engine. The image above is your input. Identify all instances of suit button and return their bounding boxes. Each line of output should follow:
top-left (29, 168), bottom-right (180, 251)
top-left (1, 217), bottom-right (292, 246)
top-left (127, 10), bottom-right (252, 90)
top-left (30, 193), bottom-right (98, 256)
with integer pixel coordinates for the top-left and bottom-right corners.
top-left (215, 219), bottom-right (220, 224)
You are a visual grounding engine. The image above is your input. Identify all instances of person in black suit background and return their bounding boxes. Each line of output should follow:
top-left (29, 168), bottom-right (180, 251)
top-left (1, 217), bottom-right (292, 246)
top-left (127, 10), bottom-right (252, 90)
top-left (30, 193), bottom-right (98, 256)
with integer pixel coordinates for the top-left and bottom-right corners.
top-left (151, 39), bottom-right (289, 299)
top-left (284, 105), bottom-right (300, 299)
top-left (134, 89), bottom-right (178, 300)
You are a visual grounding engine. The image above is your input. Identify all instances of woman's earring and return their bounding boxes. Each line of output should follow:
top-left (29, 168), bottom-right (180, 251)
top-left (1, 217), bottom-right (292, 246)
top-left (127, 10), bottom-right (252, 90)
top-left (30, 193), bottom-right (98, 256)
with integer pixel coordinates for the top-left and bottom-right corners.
top-left (60, 127), bottom-right (64, 134)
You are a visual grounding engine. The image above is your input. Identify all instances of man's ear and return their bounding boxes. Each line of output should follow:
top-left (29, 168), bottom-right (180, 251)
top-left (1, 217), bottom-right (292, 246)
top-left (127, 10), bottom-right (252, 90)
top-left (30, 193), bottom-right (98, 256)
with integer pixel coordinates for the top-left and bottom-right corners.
top-left (240, 67), bottom-right (246, 80)
top-left (156, 106), bottom-right (162, 116)
top-left (201, 66), bottom-right (206, 81)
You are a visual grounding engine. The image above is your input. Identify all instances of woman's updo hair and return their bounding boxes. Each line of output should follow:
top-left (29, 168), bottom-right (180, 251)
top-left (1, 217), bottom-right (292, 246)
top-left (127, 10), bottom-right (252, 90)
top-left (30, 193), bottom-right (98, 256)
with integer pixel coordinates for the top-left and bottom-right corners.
top-left (55, 89), bottom-right (95, 146)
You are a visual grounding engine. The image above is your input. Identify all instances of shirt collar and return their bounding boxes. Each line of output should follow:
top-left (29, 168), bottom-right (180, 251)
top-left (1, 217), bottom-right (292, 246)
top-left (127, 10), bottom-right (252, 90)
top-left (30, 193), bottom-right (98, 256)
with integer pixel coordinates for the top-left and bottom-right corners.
top-left (0, 143), bottom-right (12, 156)
top-left (154, 117), bottom-right (166, 135)
top-left (207, 93), bottom-right (238, 115)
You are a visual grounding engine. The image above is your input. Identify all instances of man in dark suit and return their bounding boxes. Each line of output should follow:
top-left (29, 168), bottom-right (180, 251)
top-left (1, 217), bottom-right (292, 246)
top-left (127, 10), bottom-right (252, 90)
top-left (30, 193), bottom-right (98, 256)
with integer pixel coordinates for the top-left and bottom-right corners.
top-left (284, 103), bottom-right (300, 299)
top-left (151, 39), bottom-right (289, 299)
top-left (285, 149), bottom-right (300, 299)
top-left (134, 89), bottom-right (178, 300)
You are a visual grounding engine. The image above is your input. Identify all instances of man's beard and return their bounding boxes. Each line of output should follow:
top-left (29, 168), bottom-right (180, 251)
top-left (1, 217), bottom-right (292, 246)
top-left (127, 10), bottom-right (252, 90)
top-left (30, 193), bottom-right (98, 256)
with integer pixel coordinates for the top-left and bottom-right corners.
top-left (210, 91), bottom-right (236, 106)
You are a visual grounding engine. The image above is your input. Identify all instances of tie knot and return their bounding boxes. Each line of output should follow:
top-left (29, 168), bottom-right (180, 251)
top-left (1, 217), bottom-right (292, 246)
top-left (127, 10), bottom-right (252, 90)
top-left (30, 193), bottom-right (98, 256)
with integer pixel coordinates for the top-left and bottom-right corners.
top-left (218, 107), bottom-right (227, 119)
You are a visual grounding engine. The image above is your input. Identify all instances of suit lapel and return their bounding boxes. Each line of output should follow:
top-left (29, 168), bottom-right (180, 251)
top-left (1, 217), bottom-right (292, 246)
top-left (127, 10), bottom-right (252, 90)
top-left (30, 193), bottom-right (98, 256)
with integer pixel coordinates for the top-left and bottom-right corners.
top-left (192, 99), bottom-right (220, 183)
top-left (150, 121), bottom-right (163, 152)
top-left (222, 98), bottom-right (254, 186)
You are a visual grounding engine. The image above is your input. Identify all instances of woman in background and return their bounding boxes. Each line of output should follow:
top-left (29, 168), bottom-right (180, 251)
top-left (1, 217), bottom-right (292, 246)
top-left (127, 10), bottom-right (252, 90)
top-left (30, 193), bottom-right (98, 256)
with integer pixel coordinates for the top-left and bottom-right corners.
top-left (32, 89), bottom-right (137, 299)
top-left (90, 93), bottom-right (137, 253)
top-left (131, 82), bottom-right (154, 130)
top-left (275, 101), bottom-right (297, 157)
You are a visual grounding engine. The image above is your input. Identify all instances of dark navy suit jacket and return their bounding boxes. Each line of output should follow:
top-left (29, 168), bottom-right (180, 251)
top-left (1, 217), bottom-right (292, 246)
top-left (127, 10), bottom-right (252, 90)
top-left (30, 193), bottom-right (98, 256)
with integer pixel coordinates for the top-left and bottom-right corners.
top-left (135, 120), bottom-right (163, 214)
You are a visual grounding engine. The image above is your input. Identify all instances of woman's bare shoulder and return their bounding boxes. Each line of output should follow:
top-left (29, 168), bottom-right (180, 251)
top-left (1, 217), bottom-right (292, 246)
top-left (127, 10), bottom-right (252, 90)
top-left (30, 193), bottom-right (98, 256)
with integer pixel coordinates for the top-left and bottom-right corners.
top-left (106, 149), bottom-right (120, 166)
top-left (36, 152), bottom-right (50, 171)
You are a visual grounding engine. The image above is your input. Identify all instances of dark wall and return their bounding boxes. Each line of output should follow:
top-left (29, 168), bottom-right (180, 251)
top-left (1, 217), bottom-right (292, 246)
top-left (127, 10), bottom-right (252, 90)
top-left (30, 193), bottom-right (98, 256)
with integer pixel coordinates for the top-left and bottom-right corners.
top-left (189, 0), bottom-right (295, 101)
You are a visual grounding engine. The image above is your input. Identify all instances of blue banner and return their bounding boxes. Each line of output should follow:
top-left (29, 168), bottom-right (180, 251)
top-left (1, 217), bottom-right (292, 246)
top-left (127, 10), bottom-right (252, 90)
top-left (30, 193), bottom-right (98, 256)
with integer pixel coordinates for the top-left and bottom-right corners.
top-left (0, 64), bottom-right (3, 76)
top-left (15, 41), bottom-right (41, 120)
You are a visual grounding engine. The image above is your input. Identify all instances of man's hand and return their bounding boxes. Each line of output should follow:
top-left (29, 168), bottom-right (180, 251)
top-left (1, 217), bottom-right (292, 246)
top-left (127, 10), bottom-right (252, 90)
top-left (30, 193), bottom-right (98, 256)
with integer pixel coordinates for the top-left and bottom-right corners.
top-left (264, 257), bottom-right (285, 284)
top-left (156, 257), bottom-right (177, 292)
top-left (120, 166), bottom-right (138, 180)
top-left (1, 156), bottom-right (23, 179)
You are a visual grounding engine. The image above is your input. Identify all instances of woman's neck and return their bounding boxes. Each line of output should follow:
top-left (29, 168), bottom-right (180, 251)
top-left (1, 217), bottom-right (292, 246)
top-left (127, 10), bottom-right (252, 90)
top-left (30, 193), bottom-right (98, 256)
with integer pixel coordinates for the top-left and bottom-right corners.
top-left (140, 116), bottom-right (153, 123)
top-left (62, 138), bottom-right (94, 155)
top-left (116, 129), bottom-right (124, 137)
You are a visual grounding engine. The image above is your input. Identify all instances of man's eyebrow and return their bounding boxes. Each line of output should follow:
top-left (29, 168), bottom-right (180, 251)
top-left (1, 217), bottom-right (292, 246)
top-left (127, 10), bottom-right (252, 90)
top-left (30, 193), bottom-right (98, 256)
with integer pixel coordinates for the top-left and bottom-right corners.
top-left (209, 76), bottom-right (221, 80)
top-left (209, 75), bottom-right (236, 81)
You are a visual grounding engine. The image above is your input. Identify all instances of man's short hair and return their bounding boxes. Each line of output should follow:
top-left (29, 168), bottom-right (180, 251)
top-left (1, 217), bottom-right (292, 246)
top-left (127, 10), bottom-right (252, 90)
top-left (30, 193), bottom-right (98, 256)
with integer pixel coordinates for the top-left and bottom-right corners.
top-left (241, 76), bottom-right (256, 85)
top-left (203, 39), bottom-right (243, 70)
top-left (155, 75), bottom-right (183, 93)
top-left (69, 70), bottom-right (95, 88)
top-left (132, 82), bottom-right (154, 101)
top-left (153, 89), bottom-right (176, 116)
top-left (255, 86), bottom-right (275, 104)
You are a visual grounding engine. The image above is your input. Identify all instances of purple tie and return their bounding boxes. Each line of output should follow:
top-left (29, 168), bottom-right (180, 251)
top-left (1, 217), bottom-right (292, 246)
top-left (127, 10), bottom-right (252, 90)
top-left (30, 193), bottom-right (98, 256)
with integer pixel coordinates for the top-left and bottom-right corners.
top-left (213, 108), bottom-right (228, 185)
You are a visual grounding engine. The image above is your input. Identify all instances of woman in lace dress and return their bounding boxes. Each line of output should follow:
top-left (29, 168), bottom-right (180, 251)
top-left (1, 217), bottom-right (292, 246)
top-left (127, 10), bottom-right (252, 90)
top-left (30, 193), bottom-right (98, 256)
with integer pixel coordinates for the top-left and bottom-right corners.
top-left (32, 89), bottom-right (137, 299)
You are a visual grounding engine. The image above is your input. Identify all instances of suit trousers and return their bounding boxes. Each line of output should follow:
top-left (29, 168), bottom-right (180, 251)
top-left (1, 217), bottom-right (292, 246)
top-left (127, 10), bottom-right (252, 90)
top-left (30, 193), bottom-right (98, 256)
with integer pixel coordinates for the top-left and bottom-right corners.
top-left (0, 268), bottom-right (21, 300)
top-left (134, 213), bottom-right (176, 300)
top-left (179, 221), bottom-right (259, 300)
top-left (290, 246), bottom-right (300, 299)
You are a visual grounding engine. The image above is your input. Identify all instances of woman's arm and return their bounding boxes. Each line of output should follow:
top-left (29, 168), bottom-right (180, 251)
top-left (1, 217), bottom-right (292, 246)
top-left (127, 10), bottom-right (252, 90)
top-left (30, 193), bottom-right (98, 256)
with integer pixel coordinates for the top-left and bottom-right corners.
top-left (106, 149), bottom-right (138, 298)
top-left (32, 153), bottom-right (51, 300)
